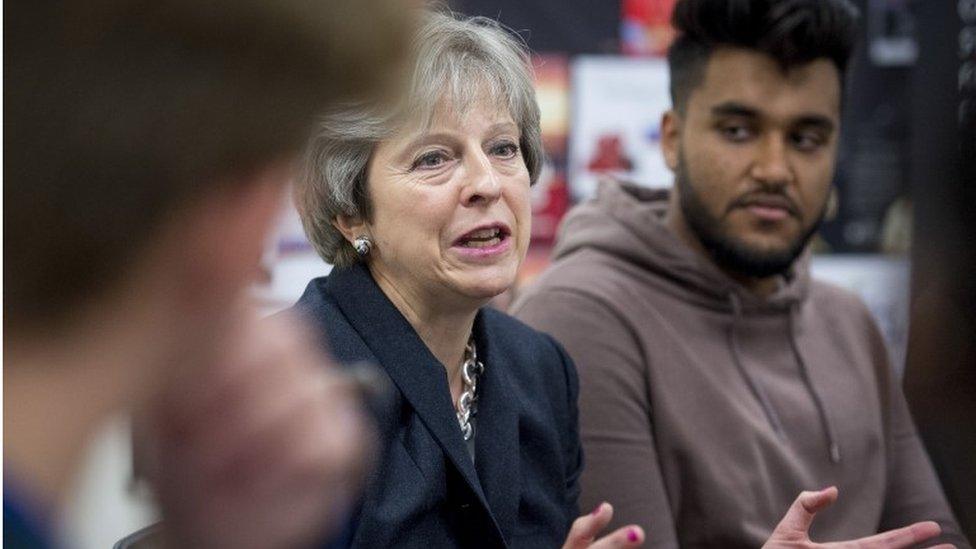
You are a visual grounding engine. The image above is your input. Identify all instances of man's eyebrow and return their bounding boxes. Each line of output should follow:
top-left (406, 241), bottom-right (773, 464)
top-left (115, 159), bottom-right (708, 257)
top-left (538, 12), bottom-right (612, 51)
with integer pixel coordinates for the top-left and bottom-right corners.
top-left (794, 115), bottom-right (835, 132)
top-left (710, 102), bottom-right (760, 118)
top-left (711, 101), bottom-right (836, 132)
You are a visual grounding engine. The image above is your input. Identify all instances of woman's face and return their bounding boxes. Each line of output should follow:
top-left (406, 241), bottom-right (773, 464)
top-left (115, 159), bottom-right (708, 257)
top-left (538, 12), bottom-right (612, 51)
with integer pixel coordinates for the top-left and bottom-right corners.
top-left (361, 99), bottom-right (531, 310)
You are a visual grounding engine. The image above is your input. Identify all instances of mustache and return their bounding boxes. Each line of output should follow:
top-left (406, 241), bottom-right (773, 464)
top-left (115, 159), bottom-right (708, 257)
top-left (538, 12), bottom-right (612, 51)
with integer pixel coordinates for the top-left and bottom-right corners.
top-left (728, 192), bottom-right (801, 218)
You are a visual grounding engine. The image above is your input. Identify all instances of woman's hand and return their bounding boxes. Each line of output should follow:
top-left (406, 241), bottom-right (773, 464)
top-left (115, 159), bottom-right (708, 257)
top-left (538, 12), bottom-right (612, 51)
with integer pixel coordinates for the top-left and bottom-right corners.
top-left (763, 487), bottom-right (954, 549)
top-left (562, 502), bottom-right (645, 548)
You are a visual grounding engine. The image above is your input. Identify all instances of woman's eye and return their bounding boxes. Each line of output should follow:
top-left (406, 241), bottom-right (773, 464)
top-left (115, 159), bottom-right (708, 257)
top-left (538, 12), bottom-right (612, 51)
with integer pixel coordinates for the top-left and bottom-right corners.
top-left (491, 142), bottom-right (520, 159)
top-left (411, 150), bottom-right (450, 170)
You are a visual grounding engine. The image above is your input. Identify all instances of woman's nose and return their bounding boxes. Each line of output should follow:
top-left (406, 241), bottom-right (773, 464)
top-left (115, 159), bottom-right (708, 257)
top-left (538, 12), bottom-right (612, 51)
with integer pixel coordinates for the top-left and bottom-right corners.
top-left (461, 151), bottom-right (502, 207)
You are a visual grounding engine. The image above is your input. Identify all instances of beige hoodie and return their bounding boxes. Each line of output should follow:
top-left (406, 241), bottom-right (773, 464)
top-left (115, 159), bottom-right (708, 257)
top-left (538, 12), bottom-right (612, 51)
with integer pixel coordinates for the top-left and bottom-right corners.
top-left (511, 181), bottom-right (967, 548)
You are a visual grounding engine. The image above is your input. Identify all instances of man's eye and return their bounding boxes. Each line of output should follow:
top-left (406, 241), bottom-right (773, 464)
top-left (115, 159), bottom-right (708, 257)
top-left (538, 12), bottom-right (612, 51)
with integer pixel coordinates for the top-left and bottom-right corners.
top-left (491, 142), bottom-right (520, 159)
top-left (791, 131), bottom-right (826, 151)
top-left (412, 151), bottom-right (450, 170)
top-left (720, 125), bottom-right (752, 142)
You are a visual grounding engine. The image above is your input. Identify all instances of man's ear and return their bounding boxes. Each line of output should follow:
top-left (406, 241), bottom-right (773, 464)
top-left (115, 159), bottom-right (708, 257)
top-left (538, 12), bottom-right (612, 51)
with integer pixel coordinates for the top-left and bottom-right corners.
top-left (168, 162), bottom-right (291, 308)
top-left (332, 214), bottom-right (368, 245)
top-left (661, 109), bottom-right (681, 172)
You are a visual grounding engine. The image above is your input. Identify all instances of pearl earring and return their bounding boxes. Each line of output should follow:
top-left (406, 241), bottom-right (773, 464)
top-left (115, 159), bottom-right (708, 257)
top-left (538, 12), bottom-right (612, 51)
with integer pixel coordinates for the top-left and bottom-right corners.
top-left (353, 235), bottom-right (372, 257)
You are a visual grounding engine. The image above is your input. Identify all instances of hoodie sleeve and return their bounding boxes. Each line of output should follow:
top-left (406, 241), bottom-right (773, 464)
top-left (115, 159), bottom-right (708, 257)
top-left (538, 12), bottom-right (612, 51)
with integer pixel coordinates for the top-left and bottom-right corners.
top-left (864, 306), bottom-right (971, 547)
top-left (512, 288), bottom-right (680, 549)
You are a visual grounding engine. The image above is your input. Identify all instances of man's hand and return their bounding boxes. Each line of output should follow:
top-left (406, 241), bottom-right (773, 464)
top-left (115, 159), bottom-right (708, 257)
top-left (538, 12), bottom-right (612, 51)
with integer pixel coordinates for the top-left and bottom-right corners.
top-left (763, 487), bottom-right (954, 549)
top-left (562, 502), bottom-right (645, 549)
top-left (147, 312), bottom-right (374, 549)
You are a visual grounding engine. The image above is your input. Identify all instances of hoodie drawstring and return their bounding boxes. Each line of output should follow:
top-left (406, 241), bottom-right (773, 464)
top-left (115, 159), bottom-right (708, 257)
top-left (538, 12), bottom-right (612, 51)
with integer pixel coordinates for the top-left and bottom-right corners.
top-left (787, 304), bottom-right (842, 464)
top-left (727, 292), bottom-right (785, 437)
top-left (727, 293), bottom-right (842, 464)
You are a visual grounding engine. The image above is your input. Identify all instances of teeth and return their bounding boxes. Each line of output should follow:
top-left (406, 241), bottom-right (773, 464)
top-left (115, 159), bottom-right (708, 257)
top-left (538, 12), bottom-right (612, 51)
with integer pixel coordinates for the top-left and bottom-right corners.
top-left (462, 237), bottom-right (501, 248)
top-left (467, 228), bottom-right (500, 239)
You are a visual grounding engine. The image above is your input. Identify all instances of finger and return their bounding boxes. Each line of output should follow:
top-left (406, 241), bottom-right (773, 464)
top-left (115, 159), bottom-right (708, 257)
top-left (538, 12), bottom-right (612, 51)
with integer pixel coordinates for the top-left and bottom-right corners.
top-left (167, 359), bottom-right (311, 472)
top-left (245, 380), bottom-right (373, 497)
top-left (242, 471), bottom-right (353, 549)
top-left (832, 521), bottom-right (941, 549)
top-left (588, 525), bottom-right (645, 548)
top-left (255, 417), bottom-right (372, 549)
top-left (769, 487), bottom-right (839, 540)
top-left (170, 319), bottom-right (348, 448)
top-left (163, 348), bottom-right (358, 491)
top-left (163, 381), bottom-right (371, 548)
top-left (562, 502), bottom-right (614, 549)
top-left (159, 316), bottom-right (296, 427)
top-left (210, 370), bottom-right (366, 491)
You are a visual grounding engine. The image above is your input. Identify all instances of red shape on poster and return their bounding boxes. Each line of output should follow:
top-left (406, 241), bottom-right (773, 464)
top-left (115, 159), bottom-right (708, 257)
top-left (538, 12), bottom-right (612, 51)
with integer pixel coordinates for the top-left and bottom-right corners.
top-left (587, 134), bottom-right (634, 172)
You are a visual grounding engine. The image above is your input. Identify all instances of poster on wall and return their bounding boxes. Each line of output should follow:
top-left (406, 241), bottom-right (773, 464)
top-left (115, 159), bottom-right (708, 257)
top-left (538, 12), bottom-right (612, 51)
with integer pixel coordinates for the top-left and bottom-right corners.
top-left (569, 56), bottom-right (673, 201)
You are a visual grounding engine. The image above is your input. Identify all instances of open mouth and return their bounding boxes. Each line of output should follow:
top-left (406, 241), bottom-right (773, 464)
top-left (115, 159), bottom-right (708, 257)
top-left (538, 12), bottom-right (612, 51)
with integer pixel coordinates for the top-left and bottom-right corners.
top-left (454, 225), bottom-right (510, 249)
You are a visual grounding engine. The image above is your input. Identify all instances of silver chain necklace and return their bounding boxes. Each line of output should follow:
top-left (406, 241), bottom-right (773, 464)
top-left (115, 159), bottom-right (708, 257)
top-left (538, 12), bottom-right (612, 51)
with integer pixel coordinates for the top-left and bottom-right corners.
top-left (456, 338), bottom-right (484, 441)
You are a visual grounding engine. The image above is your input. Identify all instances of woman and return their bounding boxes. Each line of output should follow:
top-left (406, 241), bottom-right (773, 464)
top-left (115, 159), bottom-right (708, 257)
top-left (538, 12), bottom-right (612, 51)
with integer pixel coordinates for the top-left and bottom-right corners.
top-left (292, 10), bottom-right (644, 549)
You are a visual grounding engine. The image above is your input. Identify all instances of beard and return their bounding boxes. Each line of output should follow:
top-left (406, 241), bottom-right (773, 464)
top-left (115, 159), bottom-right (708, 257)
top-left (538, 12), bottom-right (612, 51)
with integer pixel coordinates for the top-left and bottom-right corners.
top-left (674, 154), bottom-right (826, 279)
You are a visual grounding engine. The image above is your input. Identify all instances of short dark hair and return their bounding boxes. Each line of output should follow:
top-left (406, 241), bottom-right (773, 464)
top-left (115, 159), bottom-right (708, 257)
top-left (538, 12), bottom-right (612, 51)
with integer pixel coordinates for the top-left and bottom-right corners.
top-left (4, 0), bottom-right (409, 334)
top-left (667, 0), bottom-right (860, 112)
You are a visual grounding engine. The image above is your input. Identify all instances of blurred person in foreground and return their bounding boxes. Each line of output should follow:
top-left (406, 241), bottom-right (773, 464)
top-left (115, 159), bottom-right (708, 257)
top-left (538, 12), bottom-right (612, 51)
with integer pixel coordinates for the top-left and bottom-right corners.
top-left (512, 0), bottom-right (969, 547)
top-left (4, 1), bottom-right (409, 547)
top-left (290, 10), bottom-right (648, 548)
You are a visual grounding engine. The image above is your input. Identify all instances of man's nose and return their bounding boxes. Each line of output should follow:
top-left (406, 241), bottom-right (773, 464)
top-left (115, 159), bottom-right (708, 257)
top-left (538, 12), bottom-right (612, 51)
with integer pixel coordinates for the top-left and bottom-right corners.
top-left (751, 134), bottom-right (793, 187)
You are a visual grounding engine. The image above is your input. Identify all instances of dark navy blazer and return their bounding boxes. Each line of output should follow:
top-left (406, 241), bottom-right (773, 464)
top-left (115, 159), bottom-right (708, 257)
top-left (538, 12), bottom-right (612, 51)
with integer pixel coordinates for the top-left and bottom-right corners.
top-left (293, 264), bottom-right (583, 548)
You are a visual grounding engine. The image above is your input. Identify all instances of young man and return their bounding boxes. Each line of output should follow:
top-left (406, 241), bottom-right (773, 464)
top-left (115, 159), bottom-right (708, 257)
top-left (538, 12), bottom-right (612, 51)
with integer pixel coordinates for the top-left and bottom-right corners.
top-left (4, 1), bottom-right (408, 547)
top-left (512, 0), bottom-right (969, 547)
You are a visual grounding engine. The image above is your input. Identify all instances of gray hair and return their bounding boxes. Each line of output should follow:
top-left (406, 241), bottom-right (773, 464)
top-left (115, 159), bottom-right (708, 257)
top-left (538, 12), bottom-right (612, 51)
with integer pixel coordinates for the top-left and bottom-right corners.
top-left (296, 10), bottom-right (543, 268)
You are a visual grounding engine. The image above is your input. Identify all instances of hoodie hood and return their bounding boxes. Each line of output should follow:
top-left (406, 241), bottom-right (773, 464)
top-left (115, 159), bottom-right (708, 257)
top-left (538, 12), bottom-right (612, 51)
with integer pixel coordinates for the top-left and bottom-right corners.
top-left (552, 180), bottom-right (812, 313)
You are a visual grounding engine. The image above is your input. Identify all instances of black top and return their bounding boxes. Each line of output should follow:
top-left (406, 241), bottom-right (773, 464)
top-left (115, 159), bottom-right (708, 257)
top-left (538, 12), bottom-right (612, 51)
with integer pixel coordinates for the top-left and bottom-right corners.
top-left (293, 263), bottom-right (582, 548)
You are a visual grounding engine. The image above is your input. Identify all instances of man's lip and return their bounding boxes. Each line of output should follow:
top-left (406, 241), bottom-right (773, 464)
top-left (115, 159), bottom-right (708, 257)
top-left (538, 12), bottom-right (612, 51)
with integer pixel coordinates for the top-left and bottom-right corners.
top-left (744, 204), bottom-right (790, 221)
top-left (731, 195), bottom-right (799, 217)
top-left (453, 223), bottom-right (511, 245)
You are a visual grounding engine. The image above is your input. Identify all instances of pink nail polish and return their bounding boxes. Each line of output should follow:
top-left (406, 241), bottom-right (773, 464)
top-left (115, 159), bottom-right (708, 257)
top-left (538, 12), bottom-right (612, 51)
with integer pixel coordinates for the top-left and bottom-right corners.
top-left (627, 528), bottom-right (639, 542)
top-left (591, 503), bottom-right (603, 515)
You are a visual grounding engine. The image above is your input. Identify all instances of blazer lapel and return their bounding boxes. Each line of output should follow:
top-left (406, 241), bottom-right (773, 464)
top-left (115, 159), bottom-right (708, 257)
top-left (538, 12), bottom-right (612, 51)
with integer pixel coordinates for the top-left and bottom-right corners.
top-left (472, 313), bottom-right (521, 539)
top-left (324, 265), bottom-right (492, 511)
